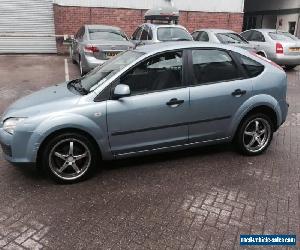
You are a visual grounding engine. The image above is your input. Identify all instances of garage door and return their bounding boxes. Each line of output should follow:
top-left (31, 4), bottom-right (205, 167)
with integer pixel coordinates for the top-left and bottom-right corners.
top-left (0, 0), bottom-right (57, 53)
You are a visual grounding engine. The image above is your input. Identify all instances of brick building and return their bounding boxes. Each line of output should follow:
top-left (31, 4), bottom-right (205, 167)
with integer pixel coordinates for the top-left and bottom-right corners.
top-left (0, 0), bottom-right (245, 54)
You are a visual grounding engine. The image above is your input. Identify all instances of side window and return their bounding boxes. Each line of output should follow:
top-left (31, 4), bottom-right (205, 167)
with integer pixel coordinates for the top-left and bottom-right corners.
top-left (250, 31), bottom-right (265, 42)
top-left (148, 28), bottom-right (153, 40)
top-left (236, 53), bottom-right (264, 78)
top-left (241, 30), bottom-right (252, 41)
top-left (121, 51), bottom-right (183, 95)
top-left (191, 49), bottom-right (242, 85)
top-left (75, 27), bottom-right (82, 39)
top-left (198, 31), bottom-right (209, 42)
top-left (192, 31), bottom-right (199, 40)
top-left (140, 26), bottom-right (149, 40)
top-left (132, 27), bottom-right (143, 40)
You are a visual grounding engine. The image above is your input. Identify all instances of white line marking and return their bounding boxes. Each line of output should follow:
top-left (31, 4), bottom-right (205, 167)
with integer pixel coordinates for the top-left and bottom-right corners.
top-left (64, 58), bottom-right (69, 81)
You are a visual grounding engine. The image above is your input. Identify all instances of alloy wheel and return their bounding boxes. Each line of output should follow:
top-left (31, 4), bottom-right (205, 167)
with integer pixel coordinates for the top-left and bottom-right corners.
top-left (243, 118), bottom-right (271, 153)
top-left (49, 138), bottom-right (91, 181)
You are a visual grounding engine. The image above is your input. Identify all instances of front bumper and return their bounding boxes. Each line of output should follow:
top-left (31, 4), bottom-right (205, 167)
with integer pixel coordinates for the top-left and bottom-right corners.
top-left (0, 128), bottom-right (38, 164)
top-left (273, 54), bottom-right (300, 66)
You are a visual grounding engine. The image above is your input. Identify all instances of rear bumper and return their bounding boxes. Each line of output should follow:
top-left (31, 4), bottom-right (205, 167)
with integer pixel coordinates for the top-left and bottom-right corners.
top-left (273, 54), bottom-right (300, 66)
top-left (82, 55), bottom-right (107, 71)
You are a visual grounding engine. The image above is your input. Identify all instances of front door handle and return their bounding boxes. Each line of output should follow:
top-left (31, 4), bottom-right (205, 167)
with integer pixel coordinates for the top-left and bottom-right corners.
top-left (232, 89), bottom-right (247, 97)
top-left (166, 98), bottom-right (184, 107)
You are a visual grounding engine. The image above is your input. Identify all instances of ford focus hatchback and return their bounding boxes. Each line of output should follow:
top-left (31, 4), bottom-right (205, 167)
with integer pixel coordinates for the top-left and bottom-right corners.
top-left (0, 42), bottom-right (288, 183)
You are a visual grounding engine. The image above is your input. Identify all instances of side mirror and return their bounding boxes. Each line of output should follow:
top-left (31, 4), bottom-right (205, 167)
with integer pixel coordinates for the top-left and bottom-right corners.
top-left (113, 84), bottom-right (131, 99)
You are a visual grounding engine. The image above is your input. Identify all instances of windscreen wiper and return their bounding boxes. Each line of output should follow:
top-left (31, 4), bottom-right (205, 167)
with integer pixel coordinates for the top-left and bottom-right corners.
top-left (68, 79), bottom-right (89, 95)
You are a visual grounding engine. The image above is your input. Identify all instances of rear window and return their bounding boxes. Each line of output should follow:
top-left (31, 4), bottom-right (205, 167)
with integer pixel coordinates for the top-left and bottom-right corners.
top-left (216, 33), bottom-right (248, 44)
top-left (238, 54), bottom-right (264, 78)
top-left (269, 32), bottom-right (299, 42)
top-left (157, 27), bottom-right (192, 41)
top-left (88, 29), bottom-right (128, 41)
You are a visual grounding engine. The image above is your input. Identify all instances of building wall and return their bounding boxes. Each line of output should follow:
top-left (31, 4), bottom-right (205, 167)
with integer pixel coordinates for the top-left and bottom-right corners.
top-left (53, 0), bottom-right (245, 13)
top-left (53, 4), bottom-right (244, 54)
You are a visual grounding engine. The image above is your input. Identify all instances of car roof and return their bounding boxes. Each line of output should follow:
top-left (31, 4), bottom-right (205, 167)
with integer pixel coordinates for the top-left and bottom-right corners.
top-left (143, 23), bottom-right (187, 29)
top-left (85, 25), bottom-right (122, 31)
top-left (134, 41), bottom-right (246, 54)
top-left (243, 29), bottom-right (286, 33)
top-left (194, 28), bottom-right (235, 33)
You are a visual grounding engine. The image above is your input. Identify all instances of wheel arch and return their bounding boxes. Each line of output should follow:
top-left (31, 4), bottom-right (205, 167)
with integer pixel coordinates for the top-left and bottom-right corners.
top-left (233, 105), bottom-right (278, 141)
top-left (36, 127), bottom-right (101, 166)
top-left (256, 50), bottom-right (267, 58)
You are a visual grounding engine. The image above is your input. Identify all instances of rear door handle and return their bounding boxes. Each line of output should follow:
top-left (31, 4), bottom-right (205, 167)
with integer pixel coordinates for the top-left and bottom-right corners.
top-left (166, 98), bottom-right (184, 107)
top-left (232, 89), bottom-right (247, 97)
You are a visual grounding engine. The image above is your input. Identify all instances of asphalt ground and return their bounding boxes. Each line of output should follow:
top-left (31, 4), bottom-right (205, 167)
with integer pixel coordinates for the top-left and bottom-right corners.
top-left (0, 55), bottom-right (299, 249)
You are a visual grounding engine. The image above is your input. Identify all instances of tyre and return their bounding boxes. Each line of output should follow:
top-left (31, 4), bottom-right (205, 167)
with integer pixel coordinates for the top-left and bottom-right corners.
top-left (235, 113), bottom-right (273, 156)
top-left (41, 133), bottom-right (98, 184)
top-left (285, 65), bottom-right (296, 71)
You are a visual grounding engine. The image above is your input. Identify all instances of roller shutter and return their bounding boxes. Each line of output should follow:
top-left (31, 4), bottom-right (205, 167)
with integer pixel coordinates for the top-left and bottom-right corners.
top-left (0, 0), bottom-right (57, 53)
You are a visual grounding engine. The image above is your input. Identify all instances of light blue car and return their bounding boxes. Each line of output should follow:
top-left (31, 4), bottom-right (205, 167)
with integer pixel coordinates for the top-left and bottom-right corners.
top-left (0, 42), bottom-right (288, 183)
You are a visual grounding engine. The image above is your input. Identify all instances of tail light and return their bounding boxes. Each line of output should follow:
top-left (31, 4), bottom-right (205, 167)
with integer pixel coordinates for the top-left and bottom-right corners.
top-left (84, 45), bottom-right (99, 53)
top-left (276, 43), bottom-right (284, 54)
top-left (252, 52), bottom-right (284, 71)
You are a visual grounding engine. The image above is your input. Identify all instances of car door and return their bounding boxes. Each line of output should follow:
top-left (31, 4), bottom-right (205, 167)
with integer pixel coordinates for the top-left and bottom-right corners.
top-left (106, 50), bottom-right (189, 155)
top-left (187, 48), bottom-right (253, 143)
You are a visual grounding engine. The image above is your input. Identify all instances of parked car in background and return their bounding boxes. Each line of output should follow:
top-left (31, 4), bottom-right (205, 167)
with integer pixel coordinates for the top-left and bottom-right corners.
top-left (131, 6), bottom-right (193, 46)
top-left (132, 23), bottom-right (193, 45)
top-left (191, 29), bottom-right (257, 53)
top-left (0, 42), bottom-right (288, 183)
top-left (240, 29), bottom-right (300, 70)
top-left (71, 25), bottom-right (134, 75)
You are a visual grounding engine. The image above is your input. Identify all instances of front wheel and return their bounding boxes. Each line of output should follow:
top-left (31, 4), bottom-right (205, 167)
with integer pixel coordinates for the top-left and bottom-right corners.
top-left (235, 113), bottom-right (273, 156)
top-left (41, 133), bottom-right (97, 184)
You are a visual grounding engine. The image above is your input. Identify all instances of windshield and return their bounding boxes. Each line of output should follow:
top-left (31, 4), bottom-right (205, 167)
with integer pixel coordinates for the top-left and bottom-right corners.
top-left (80, 50), bottom-right (144, 92)
top-left (88, 29), bottom-right (128, 41)
top-left (157, 27), bottom-right (192, 41)
top-left (269, 32), bottom-right (299, 42)
top-left (216, 33), bottom-right (248, 44)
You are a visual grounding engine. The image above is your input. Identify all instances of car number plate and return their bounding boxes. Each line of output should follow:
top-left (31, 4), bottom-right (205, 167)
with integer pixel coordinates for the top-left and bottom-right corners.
top-left (106, 52), bottom-right (119, 58)
top-left (289, 47), bottom-right (300, 52)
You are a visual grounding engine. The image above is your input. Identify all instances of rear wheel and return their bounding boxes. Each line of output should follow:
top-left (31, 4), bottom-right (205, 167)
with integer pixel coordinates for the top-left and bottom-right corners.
top-left (41, 133), bottom-right (97, 184)
top-left (235, 113), bottom-right (273, 156)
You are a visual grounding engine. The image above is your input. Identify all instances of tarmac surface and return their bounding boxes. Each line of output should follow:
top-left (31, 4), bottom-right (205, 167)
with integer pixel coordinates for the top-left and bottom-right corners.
top-left (0, 55), bottom-right (299, 249)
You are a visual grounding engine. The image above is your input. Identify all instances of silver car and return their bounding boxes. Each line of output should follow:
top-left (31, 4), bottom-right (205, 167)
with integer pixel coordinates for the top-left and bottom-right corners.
top-left (191, 29), bottom-right (256, 52)
top-left (0, 42), bottom-right (288, 184)
top-left (241, 29), bottom-right (300, 70)
top-left (131, 23), bottom-right (193, 45)
top-left (71, 25), bottom-right (134, 75)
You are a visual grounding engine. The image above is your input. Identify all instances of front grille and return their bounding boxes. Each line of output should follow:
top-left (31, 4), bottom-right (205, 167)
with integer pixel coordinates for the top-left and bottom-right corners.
top-left (0, 142), bottom-right (12, 157)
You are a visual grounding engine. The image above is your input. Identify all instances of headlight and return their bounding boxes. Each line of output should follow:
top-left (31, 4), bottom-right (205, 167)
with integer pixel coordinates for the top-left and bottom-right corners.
top-left (3, 118), bottom-right (26, 134)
